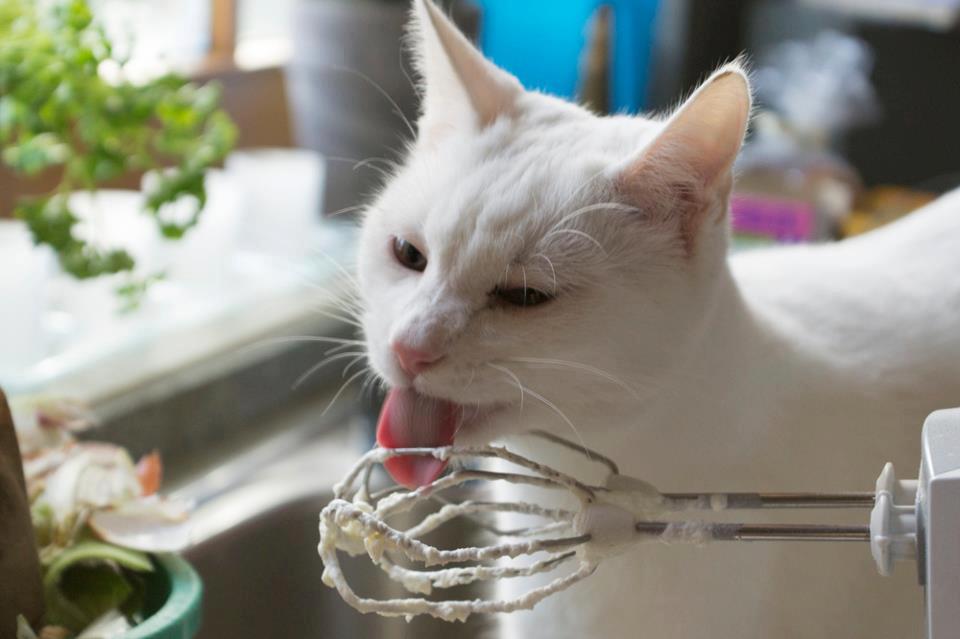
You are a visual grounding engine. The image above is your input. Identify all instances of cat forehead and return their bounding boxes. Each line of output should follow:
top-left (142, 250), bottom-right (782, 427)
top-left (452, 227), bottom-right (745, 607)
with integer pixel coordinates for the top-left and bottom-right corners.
top-left (391, 100), bottom-right (661, 234)
top-left (395, 153), bottom-right (595, 277)
top-left (368, 97), bottom-right (665, 286)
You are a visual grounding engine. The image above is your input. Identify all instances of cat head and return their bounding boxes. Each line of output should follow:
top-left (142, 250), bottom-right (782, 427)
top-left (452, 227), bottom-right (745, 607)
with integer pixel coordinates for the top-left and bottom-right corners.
top-left (357, 0), bottom-right (751, 444)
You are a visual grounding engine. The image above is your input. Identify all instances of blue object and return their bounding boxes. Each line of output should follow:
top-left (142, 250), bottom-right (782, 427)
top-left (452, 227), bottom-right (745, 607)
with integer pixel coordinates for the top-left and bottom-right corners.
top-left (472, 0), bottom-right (660, 113)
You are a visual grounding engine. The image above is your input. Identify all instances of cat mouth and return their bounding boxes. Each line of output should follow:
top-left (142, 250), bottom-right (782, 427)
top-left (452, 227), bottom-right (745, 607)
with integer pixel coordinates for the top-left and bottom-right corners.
top-left (375, 387), bottom-right (501, 488)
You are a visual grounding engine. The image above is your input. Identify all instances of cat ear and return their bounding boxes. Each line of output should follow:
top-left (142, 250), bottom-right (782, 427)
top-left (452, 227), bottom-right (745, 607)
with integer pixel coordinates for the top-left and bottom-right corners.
top-left (614, 63), bottom-right (752, 252)
top-left (409, 0), bottom-right (524, 138)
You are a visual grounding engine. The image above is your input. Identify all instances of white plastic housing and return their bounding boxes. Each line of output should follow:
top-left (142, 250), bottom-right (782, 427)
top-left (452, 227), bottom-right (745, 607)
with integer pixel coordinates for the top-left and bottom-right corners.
top-left (870, 463), bottom-right (918, 577)
top-left (919, 408), bottom-right (960, 639)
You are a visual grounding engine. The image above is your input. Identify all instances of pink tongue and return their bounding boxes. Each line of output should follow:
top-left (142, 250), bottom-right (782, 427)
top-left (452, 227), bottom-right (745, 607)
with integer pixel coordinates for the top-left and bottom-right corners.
top-left (376, 388), bottom-right (459, 488)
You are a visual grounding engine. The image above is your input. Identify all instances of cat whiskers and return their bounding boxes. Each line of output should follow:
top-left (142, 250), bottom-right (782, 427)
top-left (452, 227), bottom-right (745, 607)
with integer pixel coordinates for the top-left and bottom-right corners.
top-left (325, 157), bottom-right (396, 183)
top-left (354, 156), bottom-right (400, 177)
top-left (543, 228), bottom-right (607, 256)
top-left (322, 65), bottom-right (417, 141)
top-left (311, 306), bottom-right (365, 331)
top-left (522, 387), bottom-right (591, 457)
top-left (325, 341), bottom-right (363, 357)
top-left (297, 348), bottom-right (377, 416)
top-left (486, 363), bottom-right (591, 454)
top-left (453, 401), bottom-right (484, 440)
top-left (486, 363), bottom-right (525, 411)
top-left (298, 249), bottom-right (368, 331)
top-left (360, 367), bottom-right (384, 399)
top-left (287, 247), bottom-right (370, 392)
top-left (309, 247), bottom-right (363, 294)
top-left (325, 203), bottom-right (367, 218)
top-left (532, 253), bottom-right (558, 294)
top-left (238, 335), bottom-right (366, 357)
top-left (504, 357), bottom-right (639, 399)
top-left (294, 351), bottom-right (369, 390)
top-left (539, 202), bottom-right (638, 261)
top-left (462, 365), bottom-right (479, 392)
top-left (551, 202), bottom-right (639, 232)
top-left (342, 353), bottom-right (368, 379)
top-left (320, 368), bottom-right (370, 416)
top-left (309, 294), bottom-right (365, 331)
top-left (553, 166), bottom-right (623, 222)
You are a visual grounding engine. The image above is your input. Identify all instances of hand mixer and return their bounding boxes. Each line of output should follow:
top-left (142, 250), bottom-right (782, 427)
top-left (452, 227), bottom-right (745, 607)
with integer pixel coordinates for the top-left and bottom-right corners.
top-left (318, 408), bottom-right (960, 636)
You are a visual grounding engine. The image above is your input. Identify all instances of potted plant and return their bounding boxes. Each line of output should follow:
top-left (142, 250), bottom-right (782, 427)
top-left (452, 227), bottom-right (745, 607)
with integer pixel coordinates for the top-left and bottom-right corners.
top-left (0, 0), bottom-right (236, 306)
top-left (4, 394), bottom-right (202, 639)
top-left (286, 0), bottom-right (479, 215)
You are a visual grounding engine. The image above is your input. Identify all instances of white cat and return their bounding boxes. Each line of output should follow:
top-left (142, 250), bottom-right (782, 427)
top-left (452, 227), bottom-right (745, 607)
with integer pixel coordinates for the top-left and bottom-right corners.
top-left (356, 1), bottom-right (960, 636)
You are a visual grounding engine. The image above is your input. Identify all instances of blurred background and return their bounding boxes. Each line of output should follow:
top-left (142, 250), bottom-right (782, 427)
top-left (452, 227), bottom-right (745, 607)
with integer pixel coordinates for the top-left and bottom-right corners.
top-left (1, 1), bottom-right (959, 637)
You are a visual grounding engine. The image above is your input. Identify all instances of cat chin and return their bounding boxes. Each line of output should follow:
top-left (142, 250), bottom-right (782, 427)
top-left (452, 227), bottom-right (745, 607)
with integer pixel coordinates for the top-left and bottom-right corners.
top-left (410, 374), bottom-right (509, 407)
top-left (451, 406), bottom-right (516, 446)
top-left (438, 399), bottom-right (512, 444)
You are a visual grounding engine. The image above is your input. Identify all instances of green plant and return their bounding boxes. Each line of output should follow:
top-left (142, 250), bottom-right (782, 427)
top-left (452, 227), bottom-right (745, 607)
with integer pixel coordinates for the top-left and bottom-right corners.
top-left (0, 0), bottom-right (236, 302)
top-left (13, 397), bottom-right (192, 636)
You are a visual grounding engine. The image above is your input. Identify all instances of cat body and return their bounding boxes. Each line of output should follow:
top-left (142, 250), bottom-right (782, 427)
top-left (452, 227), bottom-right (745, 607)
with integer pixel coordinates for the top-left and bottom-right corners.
top-left (499, 190), bottom-right (960, 639)
top-left (357, 2), bottom-right (960, 636)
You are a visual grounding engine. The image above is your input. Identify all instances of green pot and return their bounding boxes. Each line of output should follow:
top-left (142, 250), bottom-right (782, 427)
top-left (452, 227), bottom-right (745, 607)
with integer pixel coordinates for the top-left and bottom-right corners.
top-left (123, 555), bottom-right (202, 639)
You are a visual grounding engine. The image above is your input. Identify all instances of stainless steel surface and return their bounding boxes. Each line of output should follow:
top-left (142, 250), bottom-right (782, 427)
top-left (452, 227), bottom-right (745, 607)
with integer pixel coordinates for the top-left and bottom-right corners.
top-left (661, 492), bottom-right (876, 509)
top-left (86, 314), bottom-right (358, 468)
top-left (635, 522), bottom-right (872, 542)
top-left (187, 490), bottom-right (492, 638)
top-left (180, 409), bottom-right (492, 639)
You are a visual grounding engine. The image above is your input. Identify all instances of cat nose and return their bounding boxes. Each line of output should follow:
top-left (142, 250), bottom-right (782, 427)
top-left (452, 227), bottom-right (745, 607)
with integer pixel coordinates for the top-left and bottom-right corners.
top-left (392, 342), bottom-right (443, 377)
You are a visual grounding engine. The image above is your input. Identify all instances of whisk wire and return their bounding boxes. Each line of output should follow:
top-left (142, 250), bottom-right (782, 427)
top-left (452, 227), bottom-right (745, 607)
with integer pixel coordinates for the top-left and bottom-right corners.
top-left (319, 437), bottom-right (875, 623)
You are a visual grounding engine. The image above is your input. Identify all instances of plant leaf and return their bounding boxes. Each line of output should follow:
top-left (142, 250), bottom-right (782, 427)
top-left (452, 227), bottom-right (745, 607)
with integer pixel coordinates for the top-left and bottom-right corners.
top-left (0, 0), bottom-right (236, 289)
top-left (42, 540), bottom-right (152, 632)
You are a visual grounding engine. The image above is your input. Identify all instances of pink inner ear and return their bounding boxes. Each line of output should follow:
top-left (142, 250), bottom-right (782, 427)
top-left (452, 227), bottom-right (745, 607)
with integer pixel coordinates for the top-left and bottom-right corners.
top-left (613, 154), bottom-right (710, 257)
top-left (612, 67), bottom-right (749, 257)
top-left (413, 0), bottom-right (523, 140)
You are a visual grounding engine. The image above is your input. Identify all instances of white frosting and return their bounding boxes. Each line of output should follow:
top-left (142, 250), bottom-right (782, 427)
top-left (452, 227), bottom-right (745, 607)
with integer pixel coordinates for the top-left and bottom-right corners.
top-left (709, 493), bottom-right (728, 512)
top-left (378, 552), bottom-right (577, 595)
top-left (574, 502), bottom-right (638, 562)
top-left (602, 473), bottom-right (665, 516)
top-left (317, 486), bottom-right (597, 622)
top-left (661, 521), bottom-right (713, 546)
top-left (317, 442), bottom-right (721, 623)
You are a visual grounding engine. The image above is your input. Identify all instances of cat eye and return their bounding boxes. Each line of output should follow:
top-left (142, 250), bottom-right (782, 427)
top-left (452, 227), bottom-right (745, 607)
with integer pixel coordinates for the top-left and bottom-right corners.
top-left (392, 237), bottom-right (427, 272)
top-left (494, 286), bottom-right (554, 308)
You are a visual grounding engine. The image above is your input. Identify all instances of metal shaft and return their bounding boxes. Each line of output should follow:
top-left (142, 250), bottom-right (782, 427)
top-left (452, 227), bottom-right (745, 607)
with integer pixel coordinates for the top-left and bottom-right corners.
top-left (635, 522), bottom-right (871, 542)
top-left (662, 492), bottom-right (876, 510)
top-left (529, 429), bottom-right (620, 475)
